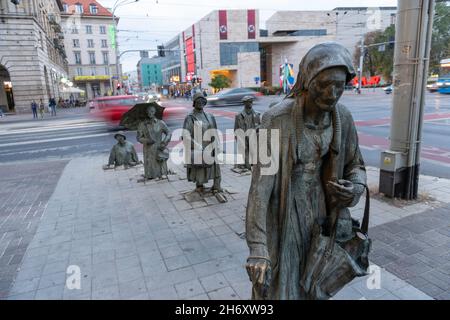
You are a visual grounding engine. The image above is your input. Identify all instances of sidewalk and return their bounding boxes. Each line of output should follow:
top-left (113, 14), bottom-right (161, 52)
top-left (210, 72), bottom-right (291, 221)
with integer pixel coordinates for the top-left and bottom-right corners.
top-left (2, 154), bottom-right (450, 300)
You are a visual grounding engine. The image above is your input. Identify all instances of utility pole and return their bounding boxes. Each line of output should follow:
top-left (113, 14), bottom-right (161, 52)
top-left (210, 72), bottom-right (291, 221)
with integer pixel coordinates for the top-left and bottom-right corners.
top-left (379, 0), bottom-right (436, 200)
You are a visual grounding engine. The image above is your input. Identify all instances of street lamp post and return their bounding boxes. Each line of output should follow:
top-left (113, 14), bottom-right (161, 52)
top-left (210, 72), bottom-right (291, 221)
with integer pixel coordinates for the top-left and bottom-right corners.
top-left (111, 0), bottom-right (139, 95)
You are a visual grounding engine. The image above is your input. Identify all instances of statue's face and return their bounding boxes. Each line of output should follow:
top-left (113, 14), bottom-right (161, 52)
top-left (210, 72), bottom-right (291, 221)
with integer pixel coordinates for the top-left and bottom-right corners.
top-left (116, 136), bottom-right (125, 144)
top-left (244, 101), bottom-right (253, 111)
top-left (308, 68), bottom-right (347, 112)
top-left (194, 98), bottom-right (206, 110)
top-left (147, 107), bottom-right (156, 119)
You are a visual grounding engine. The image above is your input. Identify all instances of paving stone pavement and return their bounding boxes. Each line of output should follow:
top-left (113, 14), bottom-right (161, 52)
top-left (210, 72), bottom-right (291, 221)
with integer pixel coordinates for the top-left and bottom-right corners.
top-left (0, 160), bottom-right (69, 299)
top-left (3, 155), bottom-right (450, 300)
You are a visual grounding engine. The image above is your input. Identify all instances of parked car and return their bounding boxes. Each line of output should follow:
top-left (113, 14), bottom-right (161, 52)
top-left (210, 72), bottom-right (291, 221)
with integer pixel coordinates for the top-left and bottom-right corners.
top-left (383, 85), bottom-right (393, 94)
top-left (137, 91), bottom-right (161, 102)
top-left (206, 88), bottom-right (259, 106)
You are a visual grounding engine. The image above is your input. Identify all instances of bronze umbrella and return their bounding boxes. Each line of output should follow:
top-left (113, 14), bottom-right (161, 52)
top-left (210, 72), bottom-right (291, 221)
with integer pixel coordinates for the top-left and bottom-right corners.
top-left (119, 102), bottom-right (165, 130)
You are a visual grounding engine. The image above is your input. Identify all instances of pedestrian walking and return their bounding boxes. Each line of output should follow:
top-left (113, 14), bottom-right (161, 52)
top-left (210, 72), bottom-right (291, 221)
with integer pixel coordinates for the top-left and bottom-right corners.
top-left (38, 99), bottom-right (45, 119)
top-left (49, 97), bottom-right (57, 116)
top-left (31, 100), bottom-right (38, 119)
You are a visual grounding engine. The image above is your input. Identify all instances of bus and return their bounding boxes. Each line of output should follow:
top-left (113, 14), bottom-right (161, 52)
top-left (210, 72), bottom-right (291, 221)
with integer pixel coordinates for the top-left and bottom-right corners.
top-left (437, 58), bottom-right (450, 94)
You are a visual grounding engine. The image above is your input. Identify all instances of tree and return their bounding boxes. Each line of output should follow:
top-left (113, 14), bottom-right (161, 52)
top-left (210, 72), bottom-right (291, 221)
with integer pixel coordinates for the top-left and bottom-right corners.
top-left (430, 1), bottom-right (450, 74)
top-left (354, 1), bottom-right (450, 81)
top-left (353, 25), bottom-right (396, 82)
top-left (209, 75), bottom-right (231, 92)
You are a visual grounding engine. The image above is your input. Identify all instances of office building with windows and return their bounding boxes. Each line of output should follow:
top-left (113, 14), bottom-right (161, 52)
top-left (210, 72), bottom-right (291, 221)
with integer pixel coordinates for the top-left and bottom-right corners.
top-left (165, 7), bottom-right (397, 91)
top-left (137, 57), bottom-right (164, 91)
top-left (61, 0), bottom-right (120, 99)
top-left (0, 0), bottom-right (68, 113)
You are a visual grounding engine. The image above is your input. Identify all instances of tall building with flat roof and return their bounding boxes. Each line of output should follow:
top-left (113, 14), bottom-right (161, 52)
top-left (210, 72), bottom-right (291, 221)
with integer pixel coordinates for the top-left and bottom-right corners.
top-left (163, 7), bottom-right (397, 91)
top-left (0, 0), bottom-right (68, 113)
top-left (61, 0), bottom-right (119, 99)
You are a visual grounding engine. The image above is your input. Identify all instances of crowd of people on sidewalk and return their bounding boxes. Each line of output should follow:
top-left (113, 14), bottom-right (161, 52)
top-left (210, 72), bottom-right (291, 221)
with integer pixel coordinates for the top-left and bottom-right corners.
top-left (29, 94), bottom-right (86, 119)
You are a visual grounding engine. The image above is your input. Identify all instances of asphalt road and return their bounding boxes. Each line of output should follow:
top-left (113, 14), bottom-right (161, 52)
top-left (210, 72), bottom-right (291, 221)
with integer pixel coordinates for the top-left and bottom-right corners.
top-left (0, 89), bottom-right (449, 178)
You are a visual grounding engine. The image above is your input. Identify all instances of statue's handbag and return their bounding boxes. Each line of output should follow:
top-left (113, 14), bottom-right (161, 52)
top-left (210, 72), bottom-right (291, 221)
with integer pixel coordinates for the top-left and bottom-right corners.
top-left (300, 183), bottom-right (372, 300)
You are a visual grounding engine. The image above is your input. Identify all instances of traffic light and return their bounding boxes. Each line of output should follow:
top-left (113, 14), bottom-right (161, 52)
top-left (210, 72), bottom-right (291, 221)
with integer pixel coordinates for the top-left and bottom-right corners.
top-left (157, 45), bottom-right (165, 57)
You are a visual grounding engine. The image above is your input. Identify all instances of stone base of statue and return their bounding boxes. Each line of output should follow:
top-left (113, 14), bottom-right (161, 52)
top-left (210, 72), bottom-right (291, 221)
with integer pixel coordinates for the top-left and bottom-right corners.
top-left (102, 161), bottom-right (143, 171)
top-left (231, 166), bottom-right (252, 175)
top-left (182, 187), bottom-right (229, 204)
top-left (137, 169), bottom-right (176, 183)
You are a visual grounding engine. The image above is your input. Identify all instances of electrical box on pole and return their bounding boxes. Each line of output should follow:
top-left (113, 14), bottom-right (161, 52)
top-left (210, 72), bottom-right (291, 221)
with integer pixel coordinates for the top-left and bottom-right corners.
top-left (379, 0), bottom-right (435, 200)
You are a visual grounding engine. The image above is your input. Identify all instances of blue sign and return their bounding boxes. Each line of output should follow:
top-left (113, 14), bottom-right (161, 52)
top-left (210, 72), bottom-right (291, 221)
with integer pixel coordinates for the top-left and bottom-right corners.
top-left (254, 76), bottom-right (260, 84)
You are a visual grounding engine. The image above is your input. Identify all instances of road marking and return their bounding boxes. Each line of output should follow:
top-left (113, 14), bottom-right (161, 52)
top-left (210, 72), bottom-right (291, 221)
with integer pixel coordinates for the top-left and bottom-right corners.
top-left (0, 122), bottom-right (105, 135)
top-left (0, 133), bottom-right (110, 147)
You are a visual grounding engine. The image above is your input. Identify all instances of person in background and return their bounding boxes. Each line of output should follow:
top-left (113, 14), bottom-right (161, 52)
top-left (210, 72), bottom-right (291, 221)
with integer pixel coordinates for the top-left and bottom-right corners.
top-left (31, 100), bottom-right (38, 119)
top-left (49, 97), bottom-right (57, 116)
top-left (38, 99), bottom-right (45, 119)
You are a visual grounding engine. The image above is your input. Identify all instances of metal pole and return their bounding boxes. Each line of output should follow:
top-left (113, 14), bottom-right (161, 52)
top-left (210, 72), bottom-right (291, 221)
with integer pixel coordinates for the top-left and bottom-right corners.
top-left (358, 36), bottom-right (364, 94)
top-left (379, 0), bottom-right (436, 199)
top-left (113, 12), bottom-right (120, 95)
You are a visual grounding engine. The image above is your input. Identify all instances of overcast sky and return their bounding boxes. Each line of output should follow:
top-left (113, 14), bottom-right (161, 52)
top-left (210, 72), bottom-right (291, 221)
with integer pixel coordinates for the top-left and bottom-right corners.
top-left (98, 0), bottom-right (397, 73)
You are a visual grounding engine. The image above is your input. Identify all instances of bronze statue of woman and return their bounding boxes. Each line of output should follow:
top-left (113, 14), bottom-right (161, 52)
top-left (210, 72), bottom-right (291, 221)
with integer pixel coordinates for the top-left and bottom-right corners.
top-left (245, 42), bottom-right (367, 300)
top-left (137, 105), bottom-right (172, 180)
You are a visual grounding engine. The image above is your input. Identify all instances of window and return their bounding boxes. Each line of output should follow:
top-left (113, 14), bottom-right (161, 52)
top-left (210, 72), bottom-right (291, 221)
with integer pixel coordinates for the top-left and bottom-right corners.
top-left (71, 26), bottom-right (79, 34)
top-left (86, 25), bottom-right (92, 34)
top-left (76, 67), bottom-right (83, 76)
top-left (63, 4), bottom-right (69, 13)
top-left (75, 3), bottom-right (83, 14)
top-left (73, 39), bottom-right (80, 48)
top-left (100, 26), bottom-right (106, 34)
top-left (102, 52), bottom-right (109, 64)
top-left (90, 67), bottom-right (96, 76)
top-left (88, 51), bottom-right (96, 64)
top-left (87, 39), bottom-right (94, 48)
top-left (101, 39), bottom-right (108, 48)
top-left (90, 4), bottom-right (98, 14)
top-left (104, 67), bottom-right (110, 75)
top-left (219, 42), bottom-right (259, 66)
top-left (390, 13), bottom-right (397, 25)
top-left (273, 29), bottom-right (327, 37)
top-left (74, 51), bottom-right (82, 64)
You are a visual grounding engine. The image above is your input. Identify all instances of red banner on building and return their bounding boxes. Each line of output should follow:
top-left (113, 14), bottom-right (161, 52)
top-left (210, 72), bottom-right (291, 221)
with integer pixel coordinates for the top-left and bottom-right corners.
top-left (185, 37), bottom-right (195, 75)
top-left (219, 10), bottom-right (227, 40)
top-left (247, 9), bottom-right (256, 39)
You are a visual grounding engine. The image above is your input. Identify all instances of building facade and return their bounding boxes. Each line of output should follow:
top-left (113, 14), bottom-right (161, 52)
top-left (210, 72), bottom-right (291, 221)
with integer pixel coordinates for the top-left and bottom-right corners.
top-left (162, 7), bottom-right (397, 91)
top-left (61, 0), bottom-right (118, 99)
top-left (0, 0), bottom-right (69, 113)
top-left (137, 57), bottom-right (163, 90)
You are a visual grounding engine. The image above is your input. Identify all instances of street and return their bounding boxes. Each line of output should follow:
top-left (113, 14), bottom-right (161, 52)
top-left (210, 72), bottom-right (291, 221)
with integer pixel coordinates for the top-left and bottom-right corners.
top-left (1, 89), bottom-right (450, 178)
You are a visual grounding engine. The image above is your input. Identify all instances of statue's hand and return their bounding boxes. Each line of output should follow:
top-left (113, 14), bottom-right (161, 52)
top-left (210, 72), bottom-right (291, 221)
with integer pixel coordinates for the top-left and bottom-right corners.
top-left (327, 180), bottom-right (357, 207)
top-left (246, 257), bottom-right (271, 297)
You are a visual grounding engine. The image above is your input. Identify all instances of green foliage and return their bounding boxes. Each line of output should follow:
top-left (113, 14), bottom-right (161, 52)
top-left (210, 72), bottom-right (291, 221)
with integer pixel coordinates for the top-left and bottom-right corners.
top-left (430, 1), bottom-right (450, 74)
top-left (208, 75), bottom-right (231, 91)
top-left (354, 1), bottom-right (450, 80)
top-left (354, 25), bottom-right (395, 82)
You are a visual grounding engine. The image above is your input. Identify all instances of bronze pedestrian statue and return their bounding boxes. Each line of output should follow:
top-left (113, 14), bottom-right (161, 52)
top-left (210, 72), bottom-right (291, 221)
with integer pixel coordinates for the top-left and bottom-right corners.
top-left (103, 131), bottom-right (140, 170)
top-left (137, 105), bottom-right (172, 180)
top-left (183, 92), bottom-right (223, 194)
top-left (233, 96), bottom-right (261, 173)
top-left (245, 42), bottom-right (370, 300)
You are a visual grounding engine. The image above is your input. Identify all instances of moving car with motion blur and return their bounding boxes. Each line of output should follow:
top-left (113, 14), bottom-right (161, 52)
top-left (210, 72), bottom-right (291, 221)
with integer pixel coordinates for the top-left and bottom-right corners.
top-left (90, 95), bottom-right (185, 128)
top-left (206, 88), bottom-right (260, 106)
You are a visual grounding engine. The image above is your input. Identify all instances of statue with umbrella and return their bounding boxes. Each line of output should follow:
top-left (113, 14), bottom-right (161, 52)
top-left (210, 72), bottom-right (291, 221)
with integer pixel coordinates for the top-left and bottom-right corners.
top-left (120, 102), bottom-right (172, 181)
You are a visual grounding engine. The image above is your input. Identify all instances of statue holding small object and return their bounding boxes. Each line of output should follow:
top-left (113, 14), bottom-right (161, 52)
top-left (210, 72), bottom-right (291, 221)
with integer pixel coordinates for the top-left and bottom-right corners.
top-left (245, 42), bottom-right (369, 300)
top-left (137, 105), bottom-right (172, 180)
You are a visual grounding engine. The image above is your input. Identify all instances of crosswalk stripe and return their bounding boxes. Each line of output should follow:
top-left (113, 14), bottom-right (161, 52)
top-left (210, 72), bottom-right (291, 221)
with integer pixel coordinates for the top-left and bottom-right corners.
top-left (0, 133), bottom-right (111, 148)
top-left (0, 122), bottom-right (105, 136)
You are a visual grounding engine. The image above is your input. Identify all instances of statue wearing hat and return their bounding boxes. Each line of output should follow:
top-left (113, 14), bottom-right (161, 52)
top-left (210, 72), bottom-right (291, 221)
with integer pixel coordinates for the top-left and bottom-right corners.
top-left (245, 42), bottom-right (369, 300)
top-left (182, 92), bottom-right (222, 193)
top-left (137, 105), bottom-right (172, 180)
top-left (233, 96), bottom-right (261, 173)
top-left (103, 131), bottom-right (140, 170)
